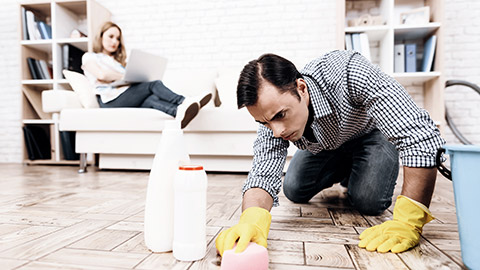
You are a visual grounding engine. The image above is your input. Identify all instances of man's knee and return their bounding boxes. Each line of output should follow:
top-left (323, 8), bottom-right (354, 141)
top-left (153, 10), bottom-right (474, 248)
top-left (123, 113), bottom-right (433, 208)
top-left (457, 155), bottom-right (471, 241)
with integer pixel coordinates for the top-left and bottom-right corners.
top-left (283, 175), bottom-right (311, 204)
top-left (349, 193), bottom-right (392, 216)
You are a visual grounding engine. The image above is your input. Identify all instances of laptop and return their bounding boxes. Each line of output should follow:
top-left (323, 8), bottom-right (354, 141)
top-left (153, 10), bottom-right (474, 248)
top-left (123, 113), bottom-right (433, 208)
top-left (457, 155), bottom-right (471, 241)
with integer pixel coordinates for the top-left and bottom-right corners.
top-left (111, 49), bottom-right (168, 87)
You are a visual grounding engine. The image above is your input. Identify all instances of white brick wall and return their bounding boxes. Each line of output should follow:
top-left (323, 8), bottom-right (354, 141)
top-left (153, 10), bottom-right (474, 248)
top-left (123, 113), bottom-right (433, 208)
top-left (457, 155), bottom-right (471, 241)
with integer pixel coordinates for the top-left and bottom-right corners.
top-left (443, 0), bottom-right (480, 145)
top-left (0, 0), bottom-right (479, 163)
top-left (101, 0), bottom-right (337, 69)
top-left (0, 0), bottom-right (22, 163)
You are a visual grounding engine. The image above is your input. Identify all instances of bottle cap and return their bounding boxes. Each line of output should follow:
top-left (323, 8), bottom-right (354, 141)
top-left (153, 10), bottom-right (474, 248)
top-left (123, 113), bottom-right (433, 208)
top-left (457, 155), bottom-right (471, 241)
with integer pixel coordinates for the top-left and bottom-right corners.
top-left (179, 165), bottom-right (204, 171)
top-left (164, 120), bottom-right (181, 130)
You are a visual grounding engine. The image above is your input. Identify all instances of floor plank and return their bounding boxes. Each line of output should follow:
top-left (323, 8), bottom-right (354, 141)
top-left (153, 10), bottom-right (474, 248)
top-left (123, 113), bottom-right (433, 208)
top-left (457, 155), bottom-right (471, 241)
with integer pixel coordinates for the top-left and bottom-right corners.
top-left (396, 238), bottom-right (464, 269)
top-left (39, 248), bottom-right (149, 269)
top-left (134, 253), bottom-right (191, 270)
top-left (0, 258), bottom-right (29, 269)
top-left (68, 229), bottom-right (140, 250)
top-left (0, 219), bottom-right (113, 260)
top-left (345, 244), bottom-right (408, 270)
top-left (304, 243), bottom-right (354, 268)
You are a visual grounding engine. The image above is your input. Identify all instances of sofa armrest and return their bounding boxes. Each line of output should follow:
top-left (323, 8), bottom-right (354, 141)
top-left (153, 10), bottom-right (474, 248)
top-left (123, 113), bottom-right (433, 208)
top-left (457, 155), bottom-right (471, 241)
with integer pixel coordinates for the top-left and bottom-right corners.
top-left (42, 90), bottom-right (83, 113)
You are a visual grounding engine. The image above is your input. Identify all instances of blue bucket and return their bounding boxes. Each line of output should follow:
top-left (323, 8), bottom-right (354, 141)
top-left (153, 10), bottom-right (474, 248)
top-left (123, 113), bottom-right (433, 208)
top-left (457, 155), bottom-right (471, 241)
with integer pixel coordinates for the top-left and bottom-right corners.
top-left (437, 145), bottom-right (480, 269)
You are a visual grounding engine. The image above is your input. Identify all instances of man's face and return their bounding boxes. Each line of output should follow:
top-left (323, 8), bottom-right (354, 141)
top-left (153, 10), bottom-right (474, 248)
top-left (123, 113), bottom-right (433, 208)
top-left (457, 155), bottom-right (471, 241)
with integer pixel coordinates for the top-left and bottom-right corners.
top-left (247, 79), bottom-right (310, 142)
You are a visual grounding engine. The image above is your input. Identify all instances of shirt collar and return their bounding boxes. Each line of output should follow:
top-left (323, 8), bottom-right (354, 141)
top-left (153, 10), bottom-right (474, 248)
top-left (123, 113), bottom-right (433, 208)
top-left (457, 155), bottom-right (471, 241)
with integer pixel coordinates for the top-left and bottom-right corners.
top-left (304, 75), bottom-right (332, 118)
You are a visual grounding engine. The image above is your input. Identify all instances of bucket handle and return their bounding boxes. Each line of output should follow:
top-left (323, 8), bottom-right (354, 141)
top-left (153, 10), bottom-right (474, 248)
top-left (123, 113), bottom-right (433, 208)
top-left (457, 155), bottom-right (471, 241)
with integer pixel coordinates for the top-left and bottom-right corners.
top-left (436, 147), bottom-right (452, 180)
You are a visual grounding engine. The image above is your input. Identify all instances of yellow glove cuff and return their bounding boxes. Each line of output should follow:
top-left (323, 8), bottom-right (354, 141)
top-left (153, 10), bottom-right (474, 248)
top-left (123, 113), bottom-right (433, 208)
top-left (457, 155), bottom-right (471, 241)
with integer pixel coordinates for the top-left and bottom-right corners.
top-left (394, 195), bottom-right (434, 232)
top-left (239, 207), bottom-right (272, 238)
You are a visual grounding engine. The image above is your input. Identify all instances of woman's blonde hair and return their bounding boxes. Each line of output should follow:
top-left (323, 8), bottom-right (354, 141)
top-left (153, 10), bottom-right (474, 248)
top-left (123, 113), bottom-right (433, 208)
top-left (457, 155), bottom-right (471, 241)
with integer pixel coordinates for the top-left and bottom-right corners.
top-left (93, 21), bottom-right (127, 66)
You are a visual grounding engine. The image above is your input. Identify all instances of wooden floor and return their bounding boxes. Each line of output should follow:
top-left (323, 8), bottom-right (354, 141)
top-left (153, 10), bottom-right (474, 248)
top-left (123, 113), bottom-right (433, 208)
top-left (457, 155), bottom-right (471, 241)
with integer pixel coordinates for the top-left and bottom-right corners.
top-left (0, 164), bottom-right (466, 269)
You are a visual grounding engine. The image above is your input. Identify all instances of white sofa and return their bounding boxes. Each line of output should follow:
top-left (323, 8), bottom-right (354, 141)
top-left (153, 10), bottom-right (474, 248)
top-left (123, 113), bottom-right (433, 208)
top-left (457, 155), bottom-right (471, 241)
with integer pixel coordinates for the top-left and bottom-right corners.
top-left (43, 68), bottom-right (295, 172)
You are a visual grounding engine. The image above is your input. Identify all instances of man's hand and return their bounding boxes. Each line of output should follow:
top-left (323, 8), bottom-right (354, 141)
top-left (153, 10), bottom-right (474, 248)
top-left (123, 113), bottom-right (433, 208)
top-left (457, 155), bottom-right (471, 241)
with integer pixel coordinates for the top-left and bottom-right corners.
top-left (358, 195), bottom-right (434, 253)
top-left (215, 207), bottom-right (271, 256)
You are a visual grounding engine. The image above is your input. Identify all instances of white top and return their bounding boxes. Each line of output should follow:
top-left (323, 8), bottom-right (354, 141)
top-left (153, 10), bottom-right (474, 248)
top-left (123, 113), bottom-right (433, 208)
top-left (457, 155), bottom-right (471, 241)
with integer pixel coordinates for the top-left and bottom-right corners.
top-left (82, 52), bottom-right (129, 103)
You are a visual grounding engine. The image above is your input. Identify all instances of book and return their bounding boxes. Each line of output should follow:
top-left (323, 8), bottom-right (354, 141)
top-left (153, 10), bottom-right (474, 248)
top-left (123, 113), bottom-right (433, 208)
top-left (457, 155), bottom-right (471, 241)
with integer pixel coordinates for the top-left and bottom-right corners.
top-left (351, 33), bottom-right (361, 52)
top-left (345, 34), bottom-right (353, 51)
top-left (37, 22), bottom-right (46, 39)
top-left (22, 125), bottom-right (51, 160)
top-left (25, 10), bottom-right (40, 40)
top-left (21, 7), bottom-right (28, 40)
top-left (38, 60), bottom-right (52, 79)
top-left (359, 33), bottom-right (371, 61)
top-left (60, 131), bottom-right (79, 160)
top-left (37, 21), bottom-right (52, 39)
top-left (45, 23), bottom-right (52, 39)
top-left (62, 44), bottom-right (85, 74)
top-left (422, 35), bottom-right (437, 72)
top-left (405, 43), bottom-right (417, 72)
top-left (394, 44), bottom-right (405, 73)
top-left (27, 57), bottom-right (41, 79)
top-left (23, 126), bottom-right (42, 160)
top-left (34, 60), bottom-right (46, 79)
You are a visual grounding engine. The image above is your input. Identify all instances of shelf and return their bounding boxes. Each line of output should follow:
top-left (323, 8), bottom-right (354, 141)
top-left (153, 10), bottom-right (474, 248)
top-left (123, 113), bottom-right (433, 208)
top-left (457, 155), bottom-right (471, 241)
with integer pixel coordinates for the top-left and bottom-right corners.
top-left (56, 37), bottom-right (88, 43)
top-left (20, 0), bottom-right (110, 166)
top-left (56, 0), bottom-right (87, 14)
top-left (21, 40), bottom-right (52, 52)
top-left (57, 79), bottom-right (69, 84)
top-left (21, 2), bottom-right (51, 15)
top-left (394, 22), bottom-right (441, 40)
top-left (24, 159), bottom-right (80, 165)
top-left (23, 119), bottom-right (55, 124)
top-left (23, 79), bottom-right (73, 85)
top-left (22, 79), bottom-right (54, 86)
top-left (345, 25), bottom-right (389, 41)
top-left (392, 71), bottom-right (441, 84)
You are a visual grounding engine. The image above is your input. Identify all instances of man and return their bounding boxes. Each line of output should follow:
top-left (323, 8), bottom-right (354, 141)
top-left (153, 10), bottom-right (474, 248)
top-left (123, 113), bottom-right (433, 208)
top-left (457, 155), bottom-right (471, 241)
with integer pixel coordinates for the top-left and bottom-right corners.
top-left (215, 50), bottom-right (445, 256)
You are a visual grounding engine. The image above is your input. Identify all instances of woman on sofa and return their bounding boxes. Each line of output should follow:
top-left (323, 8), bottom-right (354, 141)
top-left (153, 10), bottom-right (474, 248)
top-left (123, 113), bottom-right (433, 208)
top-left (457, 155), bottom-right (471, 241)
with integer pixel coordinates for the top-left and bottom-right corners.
top-left (82, 21), bottom-right (211, 128)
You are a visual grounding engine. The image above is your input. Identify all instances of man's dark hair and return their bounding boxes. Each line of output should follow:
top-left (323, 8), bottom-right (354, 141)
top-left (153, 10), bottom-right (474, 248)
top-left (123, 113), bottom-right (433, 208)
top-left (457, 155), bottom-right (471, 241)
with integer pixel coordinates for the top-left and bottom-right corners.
top-left (237, 53), bottom-right (303, 109)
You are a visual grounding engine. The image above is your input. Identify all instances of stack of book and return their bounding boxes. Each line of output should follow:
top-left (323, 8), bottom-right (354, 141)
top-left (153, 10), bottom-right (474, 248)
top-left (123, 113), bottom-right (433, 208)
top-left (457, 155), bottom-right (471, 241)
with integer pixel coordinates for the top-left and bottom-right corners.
top-left (394, 35), bottom-right (437, 73)
top-left (27, 57), bottom-right (52, 80)
top-left (23, 125), bottom-right (51, 160)
top-left (21, 7), bottom-right (52, 40)
top-left (345, 33), bottom-right (372, 61)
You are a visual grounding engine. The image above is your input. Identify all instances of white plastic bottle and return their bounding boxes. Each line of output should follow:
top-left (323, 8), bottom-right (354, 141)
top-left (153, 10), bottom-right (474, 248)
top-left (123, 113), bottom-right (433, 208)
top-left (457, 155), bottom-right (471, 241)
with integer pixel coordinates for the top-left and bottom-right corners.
top-left (173, 165), bottom-right (208, 261)
top-left (144, 120), bottom-right (190, 252)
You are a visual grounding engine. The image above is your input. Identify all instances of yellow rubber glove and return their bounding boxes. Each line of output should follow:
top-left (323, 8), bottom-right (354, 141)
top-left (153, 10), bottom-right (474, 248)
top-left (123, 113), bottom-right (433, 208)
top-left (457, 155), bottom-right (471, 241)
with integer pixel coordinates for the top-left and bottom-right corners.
top-left (358, 195), bottom-right (434, 253)
top-left (215, 207), bottom-right (271, 256)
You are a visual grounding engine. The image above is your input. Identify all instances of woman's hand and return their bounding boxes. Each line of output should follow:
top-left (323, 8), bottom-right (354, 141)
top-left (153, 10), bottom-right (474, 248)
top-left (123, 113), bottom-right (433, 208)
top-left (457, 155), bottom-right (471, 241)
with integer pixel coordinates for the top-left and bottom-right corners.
top-left (97, 79), bottom-right (114, 84)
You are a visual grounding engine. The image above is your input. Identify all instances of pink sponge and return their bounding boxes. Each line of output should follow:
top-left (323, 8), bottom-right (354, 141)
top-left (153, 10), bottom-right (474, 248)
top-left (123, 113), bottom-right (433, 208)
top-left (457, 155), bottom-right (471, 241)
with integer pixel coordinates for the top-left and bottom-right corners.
top-left (220, 242), bottom-right (269, 270)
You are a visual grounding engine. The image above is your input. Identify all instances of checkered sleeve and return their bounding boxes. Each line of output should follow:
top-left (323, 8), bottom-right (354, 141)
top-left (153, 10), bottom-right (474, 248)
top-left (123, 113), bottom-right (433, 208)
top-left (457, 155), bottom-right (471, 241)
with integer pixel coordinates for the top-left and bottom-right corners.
top-left (346, 53), bottom-right (445, 167)
top-left (242, 124), bottom-right (289, 206)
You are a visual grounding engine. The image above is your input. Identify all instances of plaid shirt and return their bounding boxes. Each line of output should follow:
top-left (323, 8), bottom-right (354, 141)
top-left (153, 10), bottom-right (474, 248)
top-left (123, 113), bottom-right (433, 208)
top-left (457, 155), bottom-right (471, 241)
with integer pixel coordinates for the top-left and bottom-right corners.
top-left (243, 50), bottom-right (445, 206)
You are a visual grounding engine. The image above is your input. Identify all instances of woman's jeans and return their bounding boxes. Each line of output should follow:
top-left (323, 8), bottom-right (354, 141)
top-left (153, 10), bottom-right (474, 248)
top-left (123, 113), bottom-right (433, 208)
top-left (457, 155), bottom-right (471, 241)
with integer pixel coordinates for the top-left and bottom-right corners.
top-left (284, 129), bottom-right (399, 215)
top-left (97, 80), bottom-right (185, 117)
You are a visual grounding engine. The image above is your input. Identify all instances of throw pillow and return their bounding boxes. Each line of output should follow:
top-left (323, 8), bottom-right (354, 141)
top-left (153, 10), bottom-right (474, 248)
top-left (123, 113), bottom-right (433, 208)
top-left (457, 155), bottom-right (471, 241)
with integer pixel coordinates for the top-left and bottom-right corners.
top-left (63, 70), bottom-right (99, 108)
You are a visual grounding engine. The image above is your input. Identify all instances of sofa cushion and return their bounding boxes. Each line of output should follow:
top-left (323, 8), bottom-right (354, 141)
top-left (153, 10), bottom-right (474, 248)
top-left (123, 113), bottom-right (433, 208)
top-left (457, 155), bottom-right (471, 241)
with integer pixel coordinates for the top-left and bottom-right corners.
top-left (60, 108), bottom-right (172, 131)
top-left (60, 107), bottom-right (258, 132)
top-left (215, 67), bottom-right (243, 110)
top-left (162, 69), bottom-right (218, 108)
top-left (185, 107), bottom-right (258, 132)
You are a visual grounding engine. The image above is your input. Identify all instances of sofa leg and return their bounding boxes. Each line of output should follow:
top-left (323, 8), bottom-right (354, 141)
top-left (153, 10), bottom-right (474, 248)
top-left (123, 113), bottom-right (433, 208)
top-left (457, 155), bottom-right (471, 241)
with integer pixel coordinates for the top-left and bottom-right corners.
top-left (78, 153), bottom-right (87, 173)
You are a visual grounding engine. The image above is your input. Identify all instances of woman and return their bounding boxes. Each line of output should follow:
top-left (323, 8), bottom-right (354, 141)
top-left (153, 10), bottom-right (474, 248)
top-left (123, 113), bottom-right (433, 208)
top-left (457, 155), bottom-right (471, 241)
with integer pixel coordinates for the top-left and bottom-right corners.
top-left (82, 21), bottom-right (211, 128)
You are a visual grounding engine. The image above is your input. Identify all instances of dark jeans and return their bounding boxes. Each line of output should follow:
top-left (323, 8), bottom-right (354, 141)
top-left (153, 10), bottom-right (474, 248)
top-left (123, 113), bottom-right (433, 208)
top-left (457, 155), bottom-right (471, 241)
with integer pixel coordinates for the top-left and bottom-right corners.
top-left (97, 80), bottom-right (185, 117)
top-left (283, 129), bottom-right (399, 215)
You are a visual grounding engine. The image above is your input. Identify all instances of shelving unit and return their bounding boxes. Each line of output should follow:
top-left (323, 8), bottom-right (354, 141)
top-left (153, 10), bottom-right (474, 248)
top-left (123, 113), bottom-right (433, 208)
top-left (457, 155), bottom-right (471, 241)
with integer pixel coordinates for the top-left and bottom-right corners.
top-left (19, 0), bottom-right (111, 165)
top-left (339, 0), bottom-right (445, 130)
